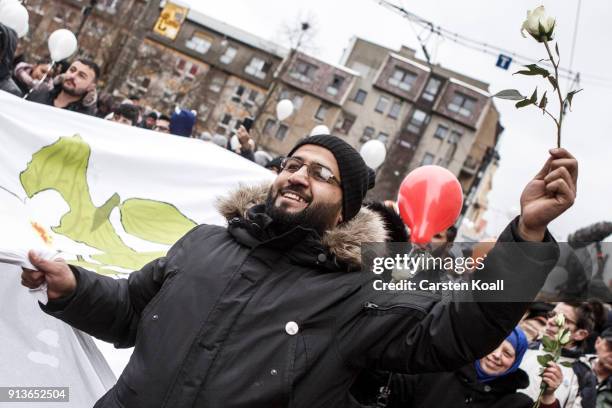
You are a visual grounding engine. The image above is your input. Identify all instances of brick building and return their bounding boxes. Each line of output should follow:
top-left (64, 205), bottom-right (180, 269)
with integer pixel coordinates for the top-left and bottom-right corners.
top-left (339, 37), bottom-right (503, 202)
top-left (17, 1), bottom-right (501, 206)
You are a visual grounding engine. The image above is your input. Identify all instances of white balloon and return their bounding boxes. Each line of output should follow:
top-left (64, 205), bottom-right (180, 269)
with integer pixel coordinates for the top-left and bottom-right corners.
top-left (359, 139), bottom-right (386, 169)
top-left (0, 2), bottom-right (28, 38)
top-left (48, 29), bottom-right (78, 62)
top-left (275, 99), bottom-right (294, 121)
top-left (309, 125), bottom-right (330, 137)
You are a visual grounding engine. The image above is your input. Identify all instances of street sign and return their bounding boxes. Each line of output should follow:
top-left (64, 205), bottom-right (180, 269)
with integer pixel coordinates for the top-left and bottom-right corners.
top-left (496, 54), bottom-right (512, 70)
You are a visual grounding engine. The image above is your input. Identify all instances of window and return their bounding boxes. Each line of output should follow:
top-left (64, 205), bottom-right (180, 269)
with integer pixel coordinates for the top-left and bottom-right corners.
top-left (315, 104), bottom-right (328, 121)
top-left (353, 89), bottom-right (367, 104)
top-left (448, 92), bottom-right (477, 117)
top-left (375, 96), bottom-right (390, 113)
top-left (209, 75), bottom-right (224, 93)
top-left (185, 32), bottom-right (212, 54)
top-left (263, 119), bottom-right (276, 136)
top-left (291, 59), bottom-right (317, 82)
top-left (220, 114), bottom-right (232, 125)
top-left (360, 126), bottom-right (375, 143)
top-left (275, 124), bottom-right (289, 141)
top-left (388, 67), bottom-right (417, 91)
top-left (434, 124), bottom-right (448, 140)
top-left (232, 85), bottom-right (245, 102)
top-left (388, 100), bottom-right (402, 119)
top-left (421, 153), bottom-right (435, 166)
top-left (245, 57), bottom-right (271, 79)
top-left (377, 132), bottom-right (389, 144)
top-left (220, 47), bottom-right (237, 64)
top-left (337, 114), bottom-right (355, 134)
top-left (422, 77), bottom-right (442, 102)
top-left (247, 90), bottom-right (258, 102)
top-left (292, 95), bottom-right (303, 110)
top-left (188, 64), bottom-right (198, 77)
top-left (406, 109), bottom-right (429, 134)
top-left (448, 130), bottom-right (462, 144)
top-left (327, 75), bottom-right (345, 96)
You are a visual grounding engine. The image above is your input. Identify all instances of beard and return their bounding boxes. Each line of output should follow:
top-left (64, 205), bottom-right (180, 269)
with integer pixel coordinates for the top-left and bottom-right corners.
top-left (61, 81), bottom-right (87, 97)
top-left (264, 186), bottom-right (341, 236)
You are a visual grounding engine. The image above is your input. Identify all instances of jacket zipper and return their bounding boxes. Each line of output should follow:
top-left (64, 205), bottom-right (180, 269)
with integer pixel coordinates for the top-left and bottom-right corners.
top-left (363, 301), bottom-right (427, 314)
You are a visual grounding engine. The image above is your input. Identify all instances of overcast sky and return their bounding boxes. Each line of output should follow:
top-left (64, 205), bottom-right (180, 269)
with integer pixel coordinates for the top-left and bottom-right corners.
top-left (186, 0), bottom-right (612, 241)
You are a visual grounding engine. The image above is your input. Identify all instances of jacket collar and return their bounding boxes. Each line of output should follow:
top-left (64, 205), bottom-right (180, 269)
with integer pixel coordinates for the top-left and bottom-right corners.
top-left (216, 183), bottom-right (388, 270)
top-left (458, 365), bottom-right (529, 393)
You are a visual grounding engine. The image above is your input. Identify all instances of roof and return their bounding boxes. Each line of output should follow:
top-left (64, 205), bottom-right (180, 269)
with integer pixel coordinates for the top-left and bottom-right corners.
top-left (161, 0), bottom-right (289, 58)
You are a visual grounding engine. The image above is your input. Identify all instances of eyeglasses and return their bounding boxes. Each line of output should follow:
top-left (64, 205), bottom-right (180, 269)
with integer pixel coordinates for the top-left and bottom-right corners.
top-left (280, 157), bottom-right (341, 186)
top-left (546, 311), bottom-right (577, 327)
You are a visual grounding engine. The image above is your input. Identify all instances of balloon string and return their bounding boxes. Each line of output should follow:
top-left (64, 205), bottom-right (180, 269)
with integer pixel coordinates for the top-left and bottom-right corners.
top-left (23, 60), bottom-right (56, 100)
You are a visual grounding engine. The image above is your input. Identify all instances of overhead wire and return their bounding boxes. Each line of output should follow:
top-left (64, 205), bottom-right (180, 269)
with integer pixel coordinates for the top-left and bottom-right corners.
top-left (374, 0), bottom-right (612, 88)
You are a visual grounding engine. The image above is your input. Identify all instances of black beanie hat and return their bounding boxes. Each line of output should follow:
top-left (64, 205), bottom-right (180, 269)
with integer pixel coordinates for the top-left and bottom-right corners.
top-left (287, 135), bottom-right (374, 222)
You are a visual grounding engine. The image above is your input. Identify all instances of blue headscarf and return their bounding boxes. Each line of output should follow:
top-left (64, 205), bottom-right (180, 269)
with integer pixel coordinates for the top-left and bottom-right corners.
top-left (474, 327), bottom-right (528, 383)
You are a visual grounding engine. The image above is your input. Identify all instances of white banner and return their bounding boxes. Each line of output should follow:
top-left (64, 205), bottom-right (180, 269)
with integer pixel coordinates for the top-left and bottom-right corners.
top-left (0, 90), bottom-right (273, 407)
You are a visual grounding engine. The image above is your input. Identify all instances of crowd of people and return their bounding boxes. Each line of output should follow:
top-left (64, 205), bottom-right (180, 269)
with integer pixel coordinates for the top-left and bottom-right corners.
top-left (1, 21), bottom-right (278, 168)
top-left (4, 21), bottom-right (611, 408)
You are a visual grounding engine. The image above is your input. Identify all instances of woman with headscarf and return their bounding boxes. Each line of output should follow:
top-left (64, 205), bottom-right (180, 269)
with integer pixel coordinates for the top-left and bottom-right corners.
top-left (352, 327), bottom-right (562, 408)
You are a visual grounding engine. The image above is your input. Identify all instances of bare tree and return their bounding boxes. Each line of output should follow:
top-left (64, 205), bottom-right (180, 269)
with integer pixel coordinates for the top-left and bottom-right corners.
top-left (276, 10), bottom-right (320, 54)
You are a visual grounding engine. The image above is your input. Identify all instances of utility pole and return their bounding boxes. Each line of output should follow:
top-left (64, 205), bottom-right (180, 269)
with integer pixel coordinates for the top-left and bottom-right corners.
top-left (251, 22), bottom-right (310, 143)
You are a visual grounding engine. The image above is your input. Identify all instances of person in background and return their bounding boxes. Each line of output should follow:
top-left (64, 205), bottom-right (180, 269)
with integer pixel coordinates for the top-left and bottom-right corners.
top-left (352, 327), bottom-right (562, 408)
top-left (230, 125), bottom-right (255, 161)
top-left (170, 108), bottom-right (196, 137)
top-left (13, 60), bottom-right (53, 94)
top-left (265, 157), bottom-right (283, 174)
top-left (27, 59), bottom-right (100, 116)
top-left (519, 302), bottom-right (555, 342)
top-left (140, 111), bottom-right (158, 129)
top-left (0, 23), bottom-right (22, 97)
top-left (153, 114), bottom-right (171, 134)
top-left (431, 226), bottom-right (458, 243)
top-left (108, 103), bottom-right (140, 126)
top-left (590, 327), bottom-right (612, 407)
top-left (520, 300), bottom-right (607, 407)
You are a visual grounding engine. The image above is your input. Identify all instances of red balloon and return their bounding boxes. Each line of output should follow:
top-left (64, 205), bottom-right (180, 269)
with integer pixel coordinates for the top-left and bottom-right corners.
top-left (397, 165), bottom-right (463, 244)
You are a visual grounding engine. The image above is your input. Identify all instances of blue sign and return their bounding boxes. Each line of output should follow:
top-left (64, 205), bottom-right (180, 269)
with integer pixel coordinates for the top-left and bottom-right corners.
top-left (496, 54), bottom-right (512, 70)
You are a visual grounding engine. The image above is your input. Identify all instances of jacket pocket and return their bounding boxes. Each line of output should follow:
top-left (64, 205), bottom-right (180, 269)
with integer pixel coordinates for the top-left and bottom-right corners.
top-left (363, 301), bottom-right (429, 316)
top-left (138, 269), bottom-right (179, 327)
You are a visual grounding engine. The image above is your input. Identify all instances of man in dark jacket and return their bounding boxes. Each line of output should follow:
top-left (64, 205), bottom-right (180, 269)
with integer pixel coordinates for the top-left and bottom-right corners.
top-left (21, 136), bottom-right (577, 408)
top-left (0, 22), bottom-right (22, 97)
top-left (26, 58), bottom-right (99, 116)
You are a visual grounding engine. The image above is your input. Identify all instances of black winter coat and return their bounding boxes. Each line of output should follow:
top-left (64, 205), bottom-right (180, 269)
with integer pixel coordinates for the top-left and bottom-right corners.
top-left (27, 83), bottom-right (96, 116)
top-left (41, 184), bottom-right (559, 408)
top-left (353, 365), bottom-right (534, 408)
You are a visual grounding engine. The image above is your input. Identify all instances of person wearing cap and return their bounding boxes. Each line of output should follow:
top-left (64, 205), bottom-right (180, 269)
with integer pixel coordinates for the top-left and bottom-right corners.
top-left (21, 136), bottom-right (577, 407)
top-left (577, 327), bottom-right (612, 408)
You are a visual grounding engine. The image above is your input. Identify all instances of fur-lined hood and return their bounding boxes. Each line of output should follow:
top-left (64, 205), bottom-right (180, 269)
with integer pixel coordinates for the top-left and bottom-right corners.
top-left (215, 183), bottom-right (388, 268)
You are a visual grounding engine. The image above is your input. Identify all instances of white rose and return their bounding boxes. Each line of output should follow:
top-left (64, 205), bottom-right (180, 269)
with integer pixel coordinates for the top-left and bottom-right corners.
top-left (521, 6), bottom-right (556, 42)
top-left (554, 312), bottom-right (565, 327)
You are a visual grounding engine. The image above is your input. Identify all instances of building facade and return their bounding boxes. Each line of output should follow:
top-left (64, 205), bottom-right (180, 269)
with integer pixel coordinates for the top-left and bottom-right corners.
top-left (339, 37), bottom-right (503, 202)
top-left (17, 2), bottom-right (501, 208)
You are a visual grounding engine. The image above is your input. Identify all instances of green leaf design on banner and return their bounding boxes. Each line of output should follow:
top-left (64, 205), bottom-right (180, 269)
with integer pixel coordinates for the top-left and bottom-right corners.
top-left (120, 198), bottom-right (196, 245)
top-left (19, 135), bottom-right (196, 274)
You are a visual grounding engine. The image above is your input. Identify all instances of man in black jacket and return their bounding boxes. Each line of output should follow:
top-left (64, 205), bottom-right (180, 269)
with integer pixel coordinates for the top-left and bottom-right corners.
top-left (21, 136), bottom-right (577, 408)
top-left (26, 59), bottom-right (99, 116)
